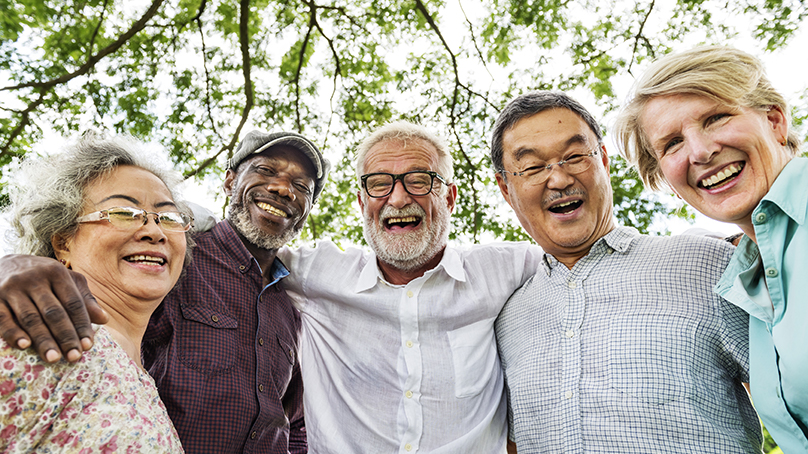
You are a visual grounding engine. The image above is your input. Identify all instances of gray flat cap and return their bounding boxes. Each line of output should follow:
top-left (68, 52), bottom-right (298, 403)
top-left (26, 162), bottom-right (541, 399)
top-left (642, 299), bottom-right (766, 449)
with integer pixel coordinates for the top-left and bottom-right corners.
top-left (227, 130), bottom-right (331, 202)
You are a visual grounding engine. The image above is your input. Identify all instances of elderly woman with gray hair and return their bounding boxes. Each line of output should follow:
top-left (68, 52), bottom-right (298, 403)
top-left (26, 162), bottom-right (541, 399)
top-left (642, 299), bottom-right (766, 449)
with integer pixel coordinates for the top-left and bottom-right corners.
top-left (615, 46), bottom-right (807, 452)
top-left (0, 134), bottom-right (190, 452)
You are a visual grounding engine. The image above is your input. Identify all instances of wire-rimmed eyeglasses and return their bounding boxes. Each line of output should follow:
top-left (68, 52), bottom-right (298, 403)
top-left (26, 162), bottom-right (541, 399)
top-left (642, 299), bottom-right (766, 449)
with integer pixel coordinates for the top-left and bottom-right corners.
top-left (77, 206), bottom-right (193, 232)
top-left (360, 170), bottom-right (447, 198)
top-left (499, 149), bottom-right (601, 185)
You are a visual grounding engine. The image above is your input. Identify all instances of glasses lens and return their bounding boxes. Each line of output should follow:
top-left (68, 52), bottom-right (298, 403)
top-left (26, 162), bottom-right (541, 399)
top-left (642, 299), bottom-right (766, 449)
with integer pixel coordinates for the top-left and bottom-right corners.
top-left (564, 154), bottom-right (594, 175)
top-left (365, 174), bottom-right (394, 197)
top-left (158, 212), bottom-right (192, 232)
top-left (403, 172), bottom-right (433, 196)
top-left (106, 207), bottom-right (145, 228)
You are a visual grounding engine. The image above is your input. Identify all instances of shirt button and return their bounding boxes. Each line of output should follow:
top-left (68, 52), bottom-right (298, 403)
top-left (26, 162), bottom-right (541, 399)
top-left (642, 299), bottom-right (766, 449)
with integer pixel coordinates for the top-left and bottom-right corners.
top-left (239, 265), bottom-right (246, 271)
top-left (406, 340), bottom-right (414, 348)
top-left (565, 330), bottom-right (574, 338)
top-left (564, 391), bottom-right (573, 399)
top-left (755, 212), bottom-right (767, 224)
top-left (250, 431), bottom-right (257, 439)
top-left (405, 444), bottom-right (413, 451)
top-left (407, 290), bottom-right (414, 298)
top-left (259, 384), bottom-right (264, 392)
top-left (211, 315), bottom-right (219, 323)
top-left (258, 338), bottom-right (264, 346)
top-left (567, 281), bottom-right (577, 289)
top-left (766, 267), bottom-right (778, 278)
top-left (405, 390), bottom-right (413, 399)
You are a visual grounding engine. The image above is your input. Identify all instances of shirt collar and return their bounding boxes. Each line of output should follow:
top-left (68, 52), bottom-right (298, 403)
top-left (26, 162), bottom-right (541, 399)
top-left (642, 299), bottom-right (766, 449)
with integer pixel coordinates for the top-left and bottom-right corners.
top-left (759, 157), bottom-right (808, 226)
top-left (541, 226), bottom-right (636, 274)
top-left (211, 220), bottom-right (290, 285)
top-left (355, 246), bottom-right (465, 292)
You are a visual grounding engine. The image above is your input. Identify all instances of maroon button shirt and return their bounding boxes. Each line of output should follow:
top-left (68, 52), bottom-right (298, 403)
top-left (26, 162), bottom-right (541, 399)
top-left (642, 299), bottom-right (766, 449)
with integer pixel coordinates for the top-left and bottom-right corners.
top-left (143, 220), bottom-right (306, 453)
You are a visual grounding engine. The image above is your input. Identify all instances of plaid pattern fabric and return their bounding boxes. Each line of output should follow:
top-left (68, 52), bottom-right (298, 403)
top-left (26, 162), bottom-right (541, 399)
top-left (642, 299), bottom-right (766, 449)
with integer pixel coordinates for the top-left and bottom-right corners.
top-left (496, 227), bottom-right (761, 453)
top-left (143, 220), bottom-right (305, 454)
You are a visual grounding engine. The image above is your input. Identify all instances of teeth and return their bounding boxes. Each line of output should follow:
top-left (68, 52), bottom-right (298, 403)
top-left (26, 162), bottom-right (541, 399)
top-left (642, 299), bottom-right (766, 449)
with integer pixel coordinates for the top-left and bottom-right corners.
top-left (553, 201), bottom-right (576, 209)
top-left (126, 255), bottom-right (165, 266)
top-left (388, 216), bottom-right (418, 224)
top-left (256, 202), bottom-right (287, 218)
top-left (701, 163), bottom-right (743, 188)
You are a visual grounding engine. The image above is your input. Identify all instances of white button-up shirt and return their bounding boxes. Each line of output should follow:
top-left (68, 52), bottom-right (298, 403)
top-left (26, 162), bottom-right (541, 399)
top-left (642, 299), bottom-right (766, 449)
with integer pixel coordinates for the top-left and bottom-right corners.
top-left (280, 241), bottom-right (539, 453)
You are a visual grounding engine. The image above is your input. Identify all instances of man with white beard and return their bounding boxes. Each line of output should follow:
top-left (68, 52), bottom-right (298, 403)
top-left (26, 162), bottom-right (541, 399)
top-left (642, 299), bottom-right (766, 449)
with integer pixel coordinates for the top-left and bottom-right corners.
top-left (276, 121), bottom-right (541, 453)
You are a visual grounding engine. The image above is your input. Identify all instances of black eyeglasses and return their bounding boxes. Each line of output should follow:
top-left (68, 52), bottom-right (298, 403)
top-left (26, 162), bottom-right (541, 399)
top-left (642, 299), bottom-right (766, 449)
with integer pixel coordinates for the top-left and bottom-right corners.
top-left (77, 206), bottom-right (193, 232)
top-left (360, 171), bottom-right (447, 198)
top-left (499, 149), bottom-right (600, 185)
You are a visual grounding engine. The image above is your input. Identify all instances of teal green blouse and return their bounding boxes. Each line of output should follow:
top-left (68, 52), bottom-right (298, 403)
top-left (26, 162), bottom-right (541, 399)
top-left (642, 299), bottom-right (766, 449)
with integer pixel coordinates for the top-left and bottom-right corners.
top-left (715, 157), bottom-right (808, 453)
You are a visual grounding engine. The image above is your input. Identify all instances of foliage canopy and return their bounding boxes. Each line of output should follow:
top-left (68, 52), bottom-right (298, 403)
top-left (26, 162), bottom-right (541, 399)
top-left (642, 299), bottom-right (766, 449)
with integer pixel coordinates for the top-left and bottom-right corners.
top-left (2, 0), bottom-right (807, 245)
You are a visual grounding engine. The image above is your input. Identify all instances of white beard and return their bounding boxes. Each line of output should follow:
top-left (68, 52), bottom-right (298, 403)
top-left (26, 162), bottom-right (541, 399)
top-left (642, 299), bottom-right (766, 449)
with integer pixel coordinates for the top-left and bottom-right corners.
top-left (363, 200), bottom-right (450, 272)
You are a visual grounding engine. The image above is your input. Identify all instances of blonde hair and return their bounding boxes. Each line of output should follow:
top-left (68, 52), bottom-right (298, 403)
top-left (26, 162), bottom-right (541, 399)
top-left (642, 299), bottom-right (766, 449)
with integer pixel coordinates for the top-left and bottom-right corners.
top-left (615, 45), bottom-right (800, 190)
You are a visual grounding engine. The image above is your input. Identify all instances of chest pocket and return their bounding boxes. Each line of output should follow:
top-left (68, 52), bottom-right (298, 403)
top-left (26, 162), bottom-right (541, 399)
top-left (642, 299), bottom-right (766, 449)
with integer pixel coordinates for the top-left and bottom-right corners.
top-left (272, 334), bottom-right (297, 397)
top-left (447, 316), bottom-right (498, 398)
top-left (178, 304), bottom-right (239, 374)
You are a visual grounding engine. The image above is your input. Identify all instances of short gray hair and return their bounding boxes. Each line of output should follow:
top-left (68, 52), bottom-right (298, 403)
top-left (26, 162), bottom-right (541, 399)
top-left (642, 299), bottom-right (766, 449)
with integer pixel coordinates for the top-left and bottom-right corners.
top-left (490, 91), bottom-right (603, 172)
top-left (6, 133), bottom-right (192, 261)
top-left (355, 121), bottom-right (454, 185)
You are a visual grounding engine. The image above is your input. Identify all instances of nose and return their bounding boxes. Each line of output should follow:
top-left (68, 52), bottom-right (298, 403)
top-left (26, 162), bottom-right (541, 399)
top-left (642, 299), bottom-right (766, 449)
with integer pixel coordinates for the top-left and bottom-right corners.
top-left (386, 179), bottom-right (413, 208)
top-left (685, 130), bottom-right (720, 164)
top-left (136, 214), bottom-right (167, 243)
top-left (266, 177), bottom-right (296, 201)
top-left (544, 164), bottom-right (575, 190)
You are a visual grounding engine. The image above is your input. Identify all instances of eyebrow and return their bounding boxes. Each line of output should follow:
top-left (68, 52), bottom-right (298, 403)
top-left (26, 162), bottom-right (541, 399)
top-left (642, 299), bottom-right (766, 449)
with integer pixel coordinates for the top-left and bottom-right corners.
top-left (97, 194), bottom-right (177, 209)
top-left (512, 133), bottom-right (590, 162)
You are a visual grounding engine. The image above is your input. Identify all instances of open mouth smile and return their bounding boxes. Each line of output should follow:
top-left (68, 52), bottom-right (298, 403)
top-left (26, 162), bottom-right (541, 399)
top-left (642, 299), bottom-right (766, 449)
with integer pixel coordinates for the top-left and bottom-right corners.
top-left (124, 254), bottom-right (166, 266)
top-left (700, 163), bottom-right (744, 190)
top-left (548, 200), bottom-right (583, 214)
top-left (384, 215), bottom-right (421, 230)
top-left (256, 201), bottom-right (288, 218)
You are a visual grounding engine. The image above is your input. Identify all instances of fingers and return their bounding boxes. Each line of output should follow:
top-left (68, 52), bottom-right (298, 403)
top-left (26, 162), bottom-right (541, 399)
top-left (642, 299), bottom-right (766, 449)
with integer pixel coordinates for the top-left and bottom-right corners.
top-left (55, 271), bottom-right (107, 354)
top-left (0, 300), bottom-right (32, 349)
top-left (0, 255), bottom-right (97, 363)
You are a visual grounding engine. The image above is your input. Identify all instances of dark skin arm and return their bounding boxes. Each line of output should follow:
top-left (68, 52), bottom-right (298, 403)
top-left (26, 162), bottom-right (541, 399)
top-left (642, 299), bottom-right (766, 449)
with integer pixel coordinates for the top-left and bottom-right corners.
top-left (507, 440), bottom-right (517, 454)
top-left (0, 254), bottom-right (108, 362)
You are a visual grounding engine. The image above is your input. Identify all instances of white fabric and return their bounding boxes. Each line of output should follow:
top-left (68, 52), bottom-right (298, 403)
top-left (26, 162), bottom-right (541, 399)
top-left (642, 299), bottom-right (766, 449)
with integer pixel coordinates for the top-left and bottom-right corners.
top-left (279, 240), bottom-right (540, 453)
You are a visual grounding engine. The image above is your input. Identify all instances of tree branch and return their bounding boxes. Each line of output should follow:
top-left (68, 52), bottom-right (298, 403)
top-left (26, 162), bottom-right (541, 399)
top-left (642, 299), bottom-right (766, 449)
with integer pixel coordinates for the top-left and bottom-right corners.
top-left (627, 0), bottom-right (656, 74)
top-left (1, 0), bottom-right (166, 92)
top-left (0, 90), bottom-right (46, 161)
top-left (294, 10), bottom-right (316, 132)
top-left (183, 0), bottom-right (253, 179)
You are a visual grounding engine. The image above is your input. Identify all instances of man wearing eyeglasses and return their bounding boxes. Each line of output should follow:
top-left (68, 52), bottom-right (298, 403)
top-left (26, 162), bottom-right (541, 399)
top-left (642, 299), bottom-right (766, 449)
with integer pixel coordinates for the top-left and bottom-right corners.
top-left (274, 120), bottom-right (540, 453)
top-left (491, 92), bottom-right (760, 453)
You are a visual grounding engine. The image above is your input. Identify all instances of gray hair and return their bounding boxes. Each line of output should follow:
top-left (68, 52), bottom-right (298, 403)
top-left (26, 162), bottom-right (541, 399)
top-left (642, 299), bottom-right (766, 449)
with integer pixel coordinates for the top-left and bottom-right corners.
top-left (6, 133), bottom-right (193, 262)
top-left (490, 91), bottom-right (603, 172)
top-left (355, 121), bottom-right (454, 186)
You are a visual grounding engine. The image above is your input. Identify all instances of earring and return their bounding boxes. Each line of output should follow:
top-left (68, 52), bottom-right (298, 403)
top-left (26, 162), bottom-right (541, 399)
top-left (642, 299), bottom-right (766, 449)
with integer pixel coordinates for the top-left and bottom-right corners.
top-left (59, 258), bottom-right (70, 268)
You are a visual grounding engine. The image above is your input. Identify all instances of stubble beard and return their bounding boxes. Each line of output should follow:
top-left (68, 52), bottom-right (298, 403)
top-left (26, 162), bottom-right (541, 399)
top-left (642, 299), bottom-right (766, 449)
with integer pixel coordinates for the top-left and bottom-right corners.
top-left (227, 194), bottom-right (302, 251)
top-left (363, 199), bottom-right (451, 272)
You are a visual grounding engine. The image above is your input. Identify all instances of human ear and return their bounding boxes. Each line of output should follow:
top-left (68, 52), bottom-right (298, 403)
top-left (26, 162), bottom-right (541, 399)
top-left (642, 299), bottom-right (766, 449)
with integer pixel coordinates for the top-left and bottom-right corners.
top-left (223, 169), bottom-right (237, 197)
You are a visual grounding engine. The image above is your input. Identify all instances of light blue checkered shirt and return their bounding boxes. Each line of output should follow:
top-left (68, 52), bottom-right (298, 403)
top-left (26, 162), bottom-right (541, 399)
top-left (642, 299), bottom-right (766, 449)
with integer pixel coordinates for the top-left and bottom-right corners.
top-left (495, 227), bottom-right (761, 453)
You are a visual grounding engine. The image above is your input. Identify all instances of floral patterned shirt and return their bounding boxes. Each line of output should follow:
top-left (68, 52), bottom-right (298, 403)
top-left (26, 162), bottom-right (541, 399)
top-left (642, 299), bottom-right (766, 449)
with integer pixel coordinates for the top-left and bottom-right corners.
top-left (0, 326), bottom-right (183, 453)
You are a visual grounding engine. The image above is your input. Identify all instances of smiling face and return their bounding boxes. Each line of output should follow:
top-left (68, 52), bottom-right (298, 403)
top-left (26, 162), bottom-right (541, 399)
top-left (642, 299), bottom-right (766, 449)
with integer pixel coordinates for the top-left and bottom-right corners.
top-left (496, 108), bottom-right (616, 267)
top-left (641, 94), bottom-right (792, 235)
top-left (358, 138), bottom-right (457, 273)
top-left (54, 165), bottom-right (187, 306)
top-left (224, 145), bottom-right (315, 251)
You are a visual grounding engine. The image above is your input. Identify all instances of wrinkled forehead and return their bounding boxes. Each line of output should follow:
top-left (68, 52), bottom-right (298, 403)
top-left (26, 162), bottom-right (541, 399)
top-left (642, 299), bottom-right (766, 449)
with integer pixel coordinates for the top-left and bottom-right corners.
top-left (363, 138), bottom-right (441, 173)
top-left (504, 109), bottom-right (599, 162)
top-left (242, 144), bottom-right (317, 179)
